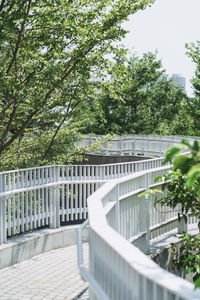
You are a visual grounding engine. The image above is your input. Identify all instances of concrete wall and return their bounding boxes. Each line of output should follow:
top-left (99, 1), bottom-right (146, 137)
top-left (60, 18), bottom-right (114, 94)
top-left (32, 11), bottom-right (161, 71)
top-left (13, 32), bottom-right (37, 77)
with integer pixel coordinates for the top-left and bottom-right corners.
top-left (150, 240), bottom-right (193, 283)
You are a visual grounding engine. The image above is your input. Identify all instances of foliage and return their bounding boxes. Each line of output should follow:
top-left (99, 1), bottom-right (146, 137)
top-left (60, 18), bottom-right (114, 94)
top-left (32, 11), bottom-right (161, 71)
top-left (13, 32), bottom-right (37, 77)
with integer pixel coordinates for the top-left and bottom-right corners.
top-left (0, 0), bottom-right (154, 168)
top-left (82, 51), bottom-right (189, 135)
top-left (183, 41), bottom-right (200, 135)
top-left (0, 124), bottom-right (111, 171)
top-left (153, 171), bottom-right (198, 224)
top-left (144, 139), bottom-right (200, 289)
top-left (163, 139), bottom-right (200, 190)
top-left (186, 41), bottom-right (200, 100)
top-left (171, 233), bottom-right (200, 289)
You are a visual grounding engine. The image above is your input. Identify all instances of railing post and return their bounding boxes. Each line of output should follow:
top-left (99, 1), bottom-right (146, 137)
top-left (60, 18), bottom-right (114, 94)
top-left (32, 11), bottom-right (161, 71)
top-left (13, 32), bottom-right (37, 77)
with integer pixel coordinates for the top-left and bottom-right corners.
top-left (116, 184), bottom-right (120, 233)
top-left (160, 136), bottom-right (162, 156)
top-left (145, 173), bottom-right (150, 253)
top-left (131, 174), bottom-right (150, 253)
top-left (0, 174), bottom-right (7, 244)
top-left (132, 135), bottom-right (136, 156)
top-left (178, 216), bottom-right (188, 234)
top-left (120, 136), bottom-right (123, 156)
top-left (147, 135), bottom-right (150, 157)
top-left (49, 166), bottom-right (60, 229)
top-left (100, 166), bottom-right (105, 181)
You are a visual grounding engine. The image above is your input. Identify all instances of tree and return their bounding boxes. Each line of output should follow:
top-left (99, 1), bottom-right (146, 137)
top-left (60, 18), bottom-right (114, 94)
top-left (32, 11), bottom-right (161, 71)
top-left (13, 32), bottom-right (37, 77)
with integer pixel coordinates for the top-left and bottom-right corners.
top-left (0, 0), bottom-right (154, 169)
top-left (185, 41), bottom-right (200, 135)
top-left (83, 52), bottom-right (189, 135)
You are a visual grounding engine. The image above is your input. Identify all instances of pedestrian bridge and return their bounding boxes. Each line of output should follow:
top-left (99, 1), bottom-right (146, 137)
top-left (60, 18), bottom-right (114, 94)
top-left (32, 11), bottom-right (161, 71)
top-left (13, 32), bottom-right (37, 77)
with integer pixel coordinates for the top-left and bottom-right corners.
top-left (0, 135), bottom-right (200, 300)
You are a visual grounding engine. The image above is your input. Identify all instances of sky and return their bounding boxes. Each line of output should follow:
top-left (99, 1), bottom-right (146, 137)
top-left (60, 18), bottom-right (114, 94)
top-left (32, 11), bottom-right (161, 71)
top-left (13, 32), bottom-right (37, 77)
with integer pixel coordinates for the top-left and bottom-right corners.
top-left (122, 0), bottom-right (200, 96)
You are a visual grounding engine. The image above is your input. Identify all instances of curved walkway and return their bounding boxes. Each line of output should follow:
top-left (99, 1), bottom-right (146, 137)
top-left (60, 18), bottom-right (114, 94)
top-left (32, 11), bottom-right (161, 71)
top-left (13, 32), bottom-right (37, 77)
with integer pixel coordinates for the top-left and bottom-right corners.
top-left (0, 244), bottom-right (88, 300)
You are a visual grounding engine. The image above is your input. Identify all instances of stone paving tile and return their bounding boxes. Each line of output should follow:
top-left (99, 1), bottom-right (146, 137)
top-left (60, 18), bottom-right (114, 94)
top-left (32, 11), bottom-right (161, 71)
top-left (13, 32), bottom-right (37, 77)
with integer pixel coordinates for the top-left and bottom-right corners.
top-left (0, 243), bottom-right (88, 300)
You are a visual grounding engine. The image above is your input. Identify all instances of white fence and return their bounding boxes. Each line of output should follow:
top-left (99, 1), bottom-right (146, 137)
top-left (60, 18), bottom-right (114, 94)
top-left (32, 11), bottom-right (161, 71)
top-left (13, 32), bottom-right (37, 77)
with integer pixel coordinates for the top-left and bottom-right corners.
top-left (0, 155), bottom-right (164, 244)
top-left (76, 134), bottom-right (200, 300)
top-left (79, 134), bottom-right (200, 157)
top-left (0, 158), bottom-right (164, 194)
top-left (83, 166), bottom-right (199, 300)
top-left (0, 134), bottom-right (197, 245)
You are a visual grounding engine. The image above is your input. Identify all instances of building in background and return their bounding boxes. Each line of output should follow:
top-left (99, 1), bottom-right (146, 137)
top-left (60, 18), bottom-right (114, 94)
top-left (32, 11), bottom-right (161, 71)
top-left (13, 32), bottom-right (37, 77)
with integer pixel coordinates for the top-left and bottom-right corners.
top-left (171, 74), bottom-right (186, 91)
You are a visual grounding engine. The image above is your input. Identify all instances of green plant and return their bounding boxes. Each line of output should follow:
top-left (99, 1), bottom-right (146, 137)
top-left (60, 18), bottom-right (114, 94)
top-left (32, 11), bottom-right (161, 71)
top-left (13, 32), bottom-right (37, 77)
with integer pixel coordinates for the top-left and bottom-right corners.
top-left (171, 233), bottom-right (200, 289)
top-left (143, 139), bottom-right (200, 289)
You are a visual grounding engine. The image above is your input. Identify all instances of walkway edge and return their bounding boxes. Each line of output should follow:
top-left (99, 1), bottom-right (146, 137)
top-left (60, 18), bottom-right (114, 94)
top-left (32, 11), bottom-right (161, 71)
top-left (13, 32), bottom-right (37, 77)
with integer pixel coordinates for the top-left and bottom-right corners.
top-left (0, 224), bottom-right (88, 269)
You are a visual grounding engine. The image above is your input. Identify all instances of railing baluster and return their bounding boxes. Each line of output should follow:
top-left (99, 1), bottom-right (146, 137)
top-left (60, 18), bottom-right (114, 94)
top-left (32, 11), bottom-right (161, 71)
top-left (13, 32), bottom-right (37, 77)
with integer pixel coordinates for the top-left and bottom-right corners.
top-left (75, 183), bottom-right (78, 220)
top-left (42, 188), bottom-right (45, 226)
top-left (13, 194), bottom-right (16, 235)
top-left (34, 189), bottom-right (37, 229)
top-left (83, 183), bottom-right (87, 219)
top-left (25, 191), bottom-right (29, 231)
top-left (21, 191), bottom-right (24, 232)
top-left (66, 183), bottom-right (69, 221)
top-left (45, 187), bottom-right (49, 225)
top-left (62, 183), bottom-right (65, 222)
top-left (17, 193), bottom-right (20, 233)
top-left (79, 183), bottom-right (82, 220)
top-left (38, 189), bottom-right (41, 228)
top-left (8, 195), bottom-right (11, 236)
top-left (70, 184), bottom-right (74, 221)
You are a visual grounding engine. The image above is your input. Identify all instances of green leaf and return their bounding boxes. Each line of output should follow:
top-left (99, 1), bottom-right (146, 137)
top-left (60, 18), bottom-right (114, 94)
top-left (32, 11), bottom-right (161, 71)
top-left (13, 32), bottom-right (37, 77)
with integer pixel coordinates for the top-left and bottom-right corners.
top-left (181, 139), bottom-right (192, 149)
top-left (194, 277), bottom-right (200, 290)
top-left (186, 172), bottom-right (200, 189)
top-left (163, 147), bottom-right (182, 164)
top-left (139, 191), bottom-right (149, 198)
top-left (153, 175), bottom-right (162, 183)
top-left (186, 267), bottom-right (194, 274)
top-left (173, 155), bottom-right (192, 173)
top-left (139, 189), bottom-right (162, 199)
top-left (186, 164), bottom-right (200, 188)
top-left (193, 140), bottom-right (200, 152)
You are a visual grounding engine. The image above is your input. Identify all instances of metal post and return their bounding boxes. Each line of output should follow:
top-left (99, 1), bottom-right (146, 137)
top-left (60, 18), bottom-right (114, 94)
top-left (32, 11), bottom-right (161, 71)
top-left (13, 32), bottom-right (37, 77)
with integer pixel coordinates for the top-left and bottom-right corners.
top-left (116, 184), bottom-right (120, 233)
top-left (160, 136), bottom-right (162, 156)
top-left (178, 216), bottom-right (188, 234)
top-left (50, 166), bottom-right (60, 229)
top-left (120, 136), bottom-right (123, 156)
top-left (105, 141), bottom-right (108, 156)
top-left (145, 173), bottom-right (150, 253)
top-left (147, 135), bottom-right (150, 157)
top-left (0, 174), bottom-right (6, 244)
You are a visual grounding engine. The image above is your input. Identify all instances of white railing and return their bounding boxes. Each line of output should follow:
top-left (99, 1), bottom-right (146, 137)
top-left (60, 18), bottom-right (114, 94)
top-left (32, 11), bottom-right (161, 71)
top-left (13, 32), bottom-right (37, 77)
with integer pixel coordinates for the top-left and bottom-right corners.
top-left (2, 133), bottom-right (197, 193)
top-left (0, 173), bottom-right (105, 244)
top-left (0, 156), bottom-right (166, 244)
top-left (79, 134), bottom-right (200, 157)
top-left (82, 166), bottom-right (200, 300)
top-left (0, 158), bottom-right (164, 193)
top-left (0, 134), bottom-right (196, 245)
top-left (1, 134), bottom-right (199, 298)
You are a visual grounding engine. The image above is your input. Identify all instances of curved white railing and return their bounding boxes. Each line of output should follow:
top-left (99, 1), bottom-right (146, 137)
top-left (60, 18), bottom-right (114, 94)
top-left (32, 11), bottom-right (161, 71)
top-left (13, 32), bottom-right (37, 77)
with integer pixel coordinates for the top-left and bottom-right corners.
top-left (79, 134), bottom-right (200, 157)
top-left (79, 166), bottom-right (200, 300)
top-left (0, 134), bottom-right (197, 244)
top-left (76, 134), bottom-right (200, 300)
top-left (1, 133), bottom-right (200, 299)
top-left (0, 147), bottom-right (165, 244)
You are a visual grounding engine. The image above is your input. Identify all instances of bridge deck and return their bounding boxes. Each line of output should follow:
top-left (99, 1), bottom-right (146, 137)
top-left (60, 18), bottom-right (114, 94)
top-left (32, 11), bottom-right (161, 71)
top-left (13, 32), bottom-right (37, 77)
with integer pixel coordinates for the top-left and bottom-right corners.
top-left (0, 243), bottom-right (88, 300)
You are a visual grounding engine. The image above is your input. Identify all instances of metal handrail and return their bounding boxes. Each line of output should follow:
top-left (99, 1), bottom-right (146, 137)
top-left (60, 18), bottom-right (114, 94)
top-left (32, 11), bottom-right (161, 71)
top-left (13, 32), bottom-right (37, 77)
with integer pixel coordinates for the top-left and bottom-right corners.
top-left (77, 219), bottom-right (109, 300)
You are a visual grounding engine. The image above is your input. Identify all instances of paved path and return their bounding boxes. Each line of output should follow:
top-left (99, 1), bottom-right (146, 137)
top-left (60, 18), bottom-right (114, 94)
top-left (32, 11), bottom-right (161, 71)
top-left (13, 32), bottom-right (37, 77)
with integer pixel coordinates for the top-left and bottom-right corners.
top-left (0, 244), bottom-right (89, 300)
top-left (0, 225), bottom-right (197, 300)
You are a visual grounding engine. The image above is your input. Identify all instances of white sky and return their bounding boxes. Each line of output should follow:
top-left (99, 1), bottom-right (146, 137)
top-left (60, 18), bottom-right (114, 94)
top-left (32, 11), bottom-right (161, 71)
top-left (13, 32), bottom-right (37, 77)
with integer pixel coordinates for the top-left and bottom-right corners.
top-left (122, 0), bottom-right (200, 96)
